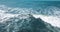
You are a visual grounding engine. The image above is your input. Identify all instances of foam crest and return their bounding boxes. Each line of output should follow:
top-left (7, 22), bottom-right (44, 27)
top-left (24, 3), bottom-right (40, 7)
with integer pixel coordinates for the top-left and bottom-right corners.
top-left (0, 5), bottom-right (33, 23)
top-left (33, 14), bottom-right (60, 27)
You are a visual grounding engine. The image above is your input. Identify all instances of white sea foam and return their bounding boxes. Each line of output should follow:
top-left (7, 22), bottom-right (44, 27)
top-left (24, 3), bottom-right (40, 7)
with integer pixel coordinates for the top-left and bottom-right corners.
top-left (0, 5), bottom-right (60, 28)
top-left (33, 14), bottom-right (60, 27)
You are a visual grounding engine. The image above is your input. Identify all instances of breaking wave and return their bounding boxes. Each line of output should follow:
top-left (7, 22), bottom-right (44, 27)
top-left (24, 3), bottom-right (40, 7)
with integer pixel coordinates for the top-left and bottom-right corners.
top-left (0, 5), bottom-right (60, 32)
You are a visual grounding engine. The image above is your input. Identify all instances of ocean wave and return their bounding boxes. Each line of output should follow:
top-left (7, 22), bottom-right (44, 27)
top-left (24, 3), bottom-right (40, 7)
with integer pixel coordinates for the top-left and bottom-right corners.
top-left (0, 5), bottom-right (60, 27)
top-left (0, 5), bottom-right (60, 32)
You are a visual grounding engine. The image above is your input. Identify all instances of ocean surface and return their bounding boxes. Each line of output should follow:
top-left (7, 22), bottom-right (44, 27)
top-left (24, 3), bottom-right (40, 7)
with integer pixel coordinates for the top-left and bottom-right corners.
top-left (0, 0), bottom-right (60, 32)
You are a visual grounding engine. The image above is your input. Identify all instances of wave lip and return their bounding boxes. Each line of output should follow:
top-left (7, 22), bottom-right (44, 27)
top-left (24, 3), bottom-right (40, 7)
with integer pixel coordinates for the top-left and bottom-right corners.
top-left (33, 14), bottom-right (60, 28)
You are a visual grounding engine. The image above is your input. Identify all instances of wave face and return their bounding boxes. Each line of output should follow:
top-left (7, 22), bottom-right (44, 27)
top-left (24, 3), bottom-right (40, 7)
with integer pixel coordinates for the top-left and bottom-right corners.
top-left (0, 5), bottom-right (60, 32)
top-left (0, 14), bottom-right (60, 32)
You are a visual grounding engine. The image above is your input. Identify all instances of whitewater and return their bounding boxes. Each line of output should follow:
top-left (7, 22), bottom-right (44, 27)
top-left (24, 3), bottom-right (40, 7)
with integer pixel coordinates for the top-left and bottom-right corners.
top-left (0, 5), bottom-right (60, 28)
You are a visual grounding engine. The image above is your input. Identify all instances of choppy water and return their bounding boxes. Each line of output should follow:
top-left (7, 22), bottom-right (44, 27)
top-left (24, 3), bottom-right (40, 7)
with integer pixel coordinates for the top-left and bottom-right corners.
top-left (0, 0), bottom-right (60, 32)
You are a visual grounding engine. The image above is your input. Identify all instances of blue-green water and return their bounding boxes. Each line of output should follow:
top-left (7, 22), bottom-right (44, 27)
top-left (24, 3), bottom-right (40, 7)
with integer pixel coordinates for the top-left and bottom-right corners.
top-left (0, 0), bottom-right (60, 8)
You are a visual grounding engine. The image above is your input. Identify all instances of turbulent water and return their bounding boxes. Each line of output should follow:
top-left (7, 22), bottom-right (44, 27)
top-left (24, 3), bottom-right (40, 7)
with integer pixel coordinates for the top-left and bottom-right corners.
top-left (0, 1), bottom-right (60, 32)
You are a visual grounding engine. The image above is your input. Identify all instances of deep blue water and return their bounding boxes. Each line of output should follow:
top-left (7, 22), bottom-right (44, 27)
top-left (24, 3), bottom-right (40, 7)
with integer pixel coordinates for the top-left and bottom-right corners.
top-left (0, 0), bottom-right (60, 8)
